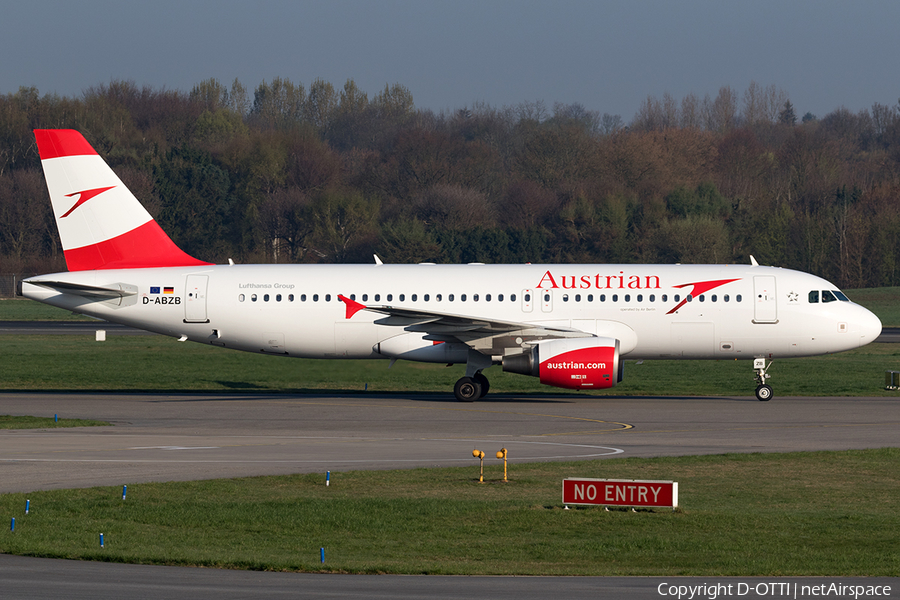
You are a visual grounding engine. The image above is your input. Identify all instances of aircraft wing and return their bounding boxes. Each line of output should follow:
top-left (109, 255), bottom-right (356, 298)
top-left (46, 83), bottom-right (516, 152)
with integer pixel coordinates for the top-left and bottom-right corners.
top-left (338, 294), bottom-right (592, 354)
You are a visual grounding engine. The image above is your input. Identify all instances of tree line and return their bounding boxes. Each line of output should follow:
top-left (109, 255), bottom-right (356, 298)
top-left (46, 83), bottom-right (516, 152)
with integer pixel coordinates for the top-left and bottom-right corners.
top-left (1, 78), bottom-right (900, 289)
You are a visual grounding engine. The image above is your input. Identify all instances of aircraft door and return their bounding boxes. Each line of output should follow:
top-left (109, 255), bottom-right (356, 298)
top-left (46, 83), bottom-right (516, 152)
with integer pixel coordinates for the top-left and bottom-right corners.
top-left (753, 276), bottom-right (777, 323)
top-left (184, 274), bottom-right (209, 323)
top-left (541, 290), bottom-right (553, 312)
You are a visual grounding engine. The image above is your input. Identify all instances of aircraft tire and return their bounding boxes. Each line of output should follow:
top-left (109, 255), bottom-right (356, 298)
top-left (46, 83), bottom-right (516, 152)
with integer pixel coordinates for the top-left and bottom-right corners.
top-left (473, 372), bottom-right (490, 398)
top-left (454, 377), bottom-right (482, 402)
top-left (755, 384), bottom-right (773, 401)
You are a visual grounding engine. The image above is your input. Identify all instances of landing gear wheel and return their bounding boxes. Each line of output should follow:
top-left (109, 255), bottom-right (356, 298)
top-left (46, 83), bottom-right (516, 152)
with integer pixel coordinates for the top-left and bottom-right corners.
top-left (755, 384), bottom-right (773, 402)
top-left (473, 372), bottom-right (490, 398)
top-left (454, 377), bottom-right (482, 402)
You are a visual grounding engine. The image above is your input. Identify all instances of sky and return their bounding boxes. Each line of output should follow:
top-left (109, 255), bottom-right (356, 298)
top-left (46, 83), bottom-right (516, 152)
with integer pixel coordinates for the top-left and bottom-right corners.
top-left (4, 0), bottom-right (898, 122)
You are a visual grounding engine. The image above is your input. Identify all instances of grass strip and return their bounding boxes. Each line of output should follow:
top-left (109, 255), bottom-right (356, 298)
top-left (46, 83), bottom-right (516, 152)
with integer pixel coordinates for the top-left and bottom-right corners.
top-left (0, 449), bottom-right (897, 576)
top-left (0, 415), bottom-right (108, 429)
top-left (1, 334), bottom-right (899, 396)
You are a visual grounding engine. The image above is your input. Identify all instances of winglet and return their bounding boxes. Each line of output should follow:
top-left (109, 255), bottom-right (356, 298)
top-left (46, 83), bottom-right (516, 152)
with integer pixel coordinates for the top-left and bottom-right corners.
top-left (338, 295), bottom-right (367, 319)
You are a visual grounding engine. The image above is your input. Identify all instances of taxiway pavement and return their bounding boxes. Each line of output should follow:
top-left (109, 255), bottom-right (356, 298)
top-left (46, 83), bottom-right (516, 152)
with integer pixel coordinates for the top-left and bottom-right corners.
top-left (1, 392), bottom-right (897, 493)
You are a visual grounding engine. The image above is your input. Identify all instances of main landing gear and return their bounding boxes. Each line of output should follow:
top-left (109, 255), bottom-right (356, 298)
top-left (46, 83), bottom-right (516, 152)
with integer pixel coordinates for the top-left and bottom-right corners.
top-left (454, 350), bottom-right (493, 402)
top-left (753, 358), bottom-right (773, 401)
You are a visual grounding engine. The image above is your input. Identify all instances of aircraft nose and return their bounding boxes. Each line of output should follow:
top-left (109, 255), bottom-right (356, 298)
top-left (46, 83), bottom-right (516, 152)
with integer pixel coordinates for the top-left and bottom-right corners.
top-left (856, 306), bottom-right (883, 347)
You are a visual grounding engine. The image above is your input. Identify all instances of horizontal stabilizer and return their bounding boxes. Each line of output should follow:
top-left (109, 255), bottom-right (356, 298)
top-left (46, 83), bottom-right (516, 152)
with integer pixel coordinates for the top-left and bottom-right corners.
top-left (27, 280), bottom-right (138, 300)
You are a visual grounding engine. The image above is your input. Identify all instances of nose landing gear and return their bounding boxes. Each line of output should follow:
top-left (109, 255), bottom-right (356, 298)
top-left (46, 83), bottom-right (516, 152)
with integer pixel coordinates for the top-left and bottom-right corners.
top-left (754, 358), bottom-right (773, 401)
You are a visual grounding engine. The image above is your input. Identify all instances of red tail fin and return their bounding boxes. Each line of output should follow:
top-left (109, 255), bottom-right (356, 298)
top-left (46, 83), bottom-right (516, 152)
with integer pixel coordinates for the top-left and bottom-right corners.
top-left (35, 129), bottom-right (212, 271)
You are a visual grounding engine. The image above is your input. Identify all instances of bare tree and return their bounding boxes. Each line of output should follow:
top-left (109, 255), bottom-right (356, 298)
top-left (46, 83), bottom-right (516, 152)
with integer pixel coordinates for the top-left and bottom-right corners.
top-left (703, 86), bottom-right (738, 133)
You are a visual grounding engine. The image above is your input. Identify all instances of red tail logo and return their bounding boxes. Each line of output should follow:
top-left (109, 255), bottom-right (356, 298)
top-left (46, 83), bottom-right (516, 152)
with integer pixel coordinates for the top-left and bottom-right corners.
top-left (61, 186), bottom-right (115, 218)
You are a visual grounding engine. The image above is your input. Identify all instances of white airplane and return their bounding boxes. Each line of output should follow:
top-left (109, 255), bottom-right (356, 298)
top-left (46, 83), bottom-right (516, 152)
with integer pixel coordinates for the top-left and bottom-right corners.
top-left (20, 130), bottom-right (883, 402)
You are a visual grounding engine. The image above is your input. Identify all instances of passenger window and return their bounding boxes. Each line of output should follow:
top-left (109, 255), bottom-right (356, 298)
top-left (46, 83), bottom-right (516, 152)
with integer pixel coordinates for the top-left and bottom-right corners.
top-left (436, 294), bottom-right (442, 301)
top-left (424, 294), bottom-right (429, 301)
top-left (411, 294), bottom-right (417, 302)
top-left (524, 293), bottom-right (530, 302)
top-left (511, 294), bottom-right (516, 301)
top-left (498, 294), bottom-right (503, 301)
top-left (387, 294), bottom-right (393, 302)
top-left (600, 294), bottom-right (606, 302)
top-left (252, 294), bottom-right (258, 302)
top-left (399, 294), bottom-right (405, 301)
top-left (809, 291), bottom-right (819, 303)
top-left (724, 294), bottom-right (729, 302)
top-left (276, 294), bottom-right (282, 302)
top-left (662, 294), bottom-right (668, 302)
top-left (313, 294), bottom-right (318, 302)
top-left (562, 294), bottom-right (569, 302)
top-left (736, 295), bottom-right (742, 302)
top-left (288, 294), bottom-right (294, 302)
top-left (461, 294), bottom-right (467, 301)
top-left (473, 294), bottom-right (479, 301)
top-left (612, 294), bottom-right (618, 302)
top-left (301, 294), bottom-right (307, 301)
top-left (637, 294), bottom-right (642, 302)
top-left (449, 294), bottom-right (454, 301)
top-left (486, 294), bottom-right (491, 302)
top-left (649, 294), bottom-right (655, 302)
top-left (588, 294), bottom-right (593, 302)
top-left (575, 294), bottom-right (581, 302)
top-left (374, 294), bottom-right (381, 302)
top-left (624, 294), bottom-right (631, 302)
top-left (325, 294), bottom-right (331, 302)
top-left (239, 294), bottom-right (245, 302)
top-left (362, 294), bottom-right (368, 302)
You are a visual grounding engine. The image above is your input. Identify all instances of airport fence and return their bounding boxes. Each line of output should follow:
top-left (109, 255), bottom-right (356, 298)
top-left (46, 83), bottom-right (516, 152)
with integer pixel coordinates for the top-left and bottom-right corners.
top-left (0, 274), bottom-right (35, 298)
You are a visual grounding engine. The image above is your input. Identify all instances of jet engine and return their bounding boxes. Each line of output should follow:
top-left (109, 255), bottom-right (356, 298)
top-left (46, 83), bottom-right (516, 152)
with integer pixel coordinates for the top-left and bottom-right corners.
top-left (502, 337), bottom-right (622, 390)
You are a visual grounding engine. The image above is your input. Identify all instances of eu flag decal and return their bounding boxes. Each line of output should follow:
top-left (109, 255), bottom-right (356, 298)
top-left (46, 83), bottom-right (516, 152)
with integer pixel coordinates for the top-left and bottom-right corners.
top-left (150, 286), bottom-right (160, 294)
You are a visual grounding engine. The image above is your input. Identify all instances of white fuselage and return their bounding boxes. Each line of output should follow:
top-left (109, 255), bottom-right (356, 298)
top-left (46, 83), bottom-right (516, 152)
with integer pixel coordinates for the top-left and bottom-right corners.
top-left (22, 263), bottom-right (883, 363)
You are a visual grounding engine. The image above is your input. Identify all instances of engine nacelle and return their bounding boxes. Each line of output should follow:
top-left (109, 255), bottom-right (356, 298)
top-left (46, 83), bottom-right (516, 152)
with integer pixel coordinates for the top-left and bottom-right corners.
top-left (502, 337), bottom-right (622, 390)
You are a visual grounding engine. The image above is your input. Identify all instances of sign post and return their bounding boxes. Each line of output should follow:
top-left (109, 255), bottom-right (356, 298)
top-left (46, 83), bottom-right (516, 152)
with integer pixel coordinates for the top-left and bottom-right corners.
top-left (562, 478), bottom-right (678, 509)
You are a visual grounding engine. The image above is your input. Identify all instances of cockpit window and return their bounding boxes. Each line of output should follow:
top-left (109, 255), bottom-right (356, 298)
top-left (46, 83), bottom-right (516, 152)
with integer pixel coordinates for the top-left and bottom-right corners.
top-left (808, 291), bottom-right (819, 303)
top-left (821, 290), bottom-right (838, 303)
top-left (834, 290), bottom-right (849, 302)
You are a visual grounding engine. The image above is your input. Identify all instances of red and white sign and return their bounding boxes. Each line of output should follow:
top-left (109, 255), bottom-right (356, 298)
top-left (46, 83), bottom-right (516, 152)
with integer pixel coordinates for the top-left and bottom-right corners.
top-left (562, 478), bottom-right (678, 508)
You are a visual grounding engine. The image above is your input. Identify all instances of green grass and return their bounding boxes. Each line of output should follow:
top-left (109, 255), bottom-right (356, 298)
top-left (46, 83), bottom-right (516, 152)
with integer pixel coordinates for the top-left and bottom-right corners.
top-left (1, 449), bottom-right (897, 575)
top-left (845, 287), bottom-right (900, 327)
top-left (0, 415), bottom-right (108, 429)
top-left (0, 298), bottom-right (92, 321)
top-left (1, 334), bottom-right (898, 396)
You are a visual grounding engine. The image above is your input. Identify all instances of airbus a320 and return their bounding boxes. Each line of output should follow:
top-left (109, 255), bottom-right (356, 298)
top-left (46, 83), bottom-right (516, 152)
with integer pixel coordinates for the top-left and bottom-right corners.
top-left (20, 130), bottom-right (883, 401)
